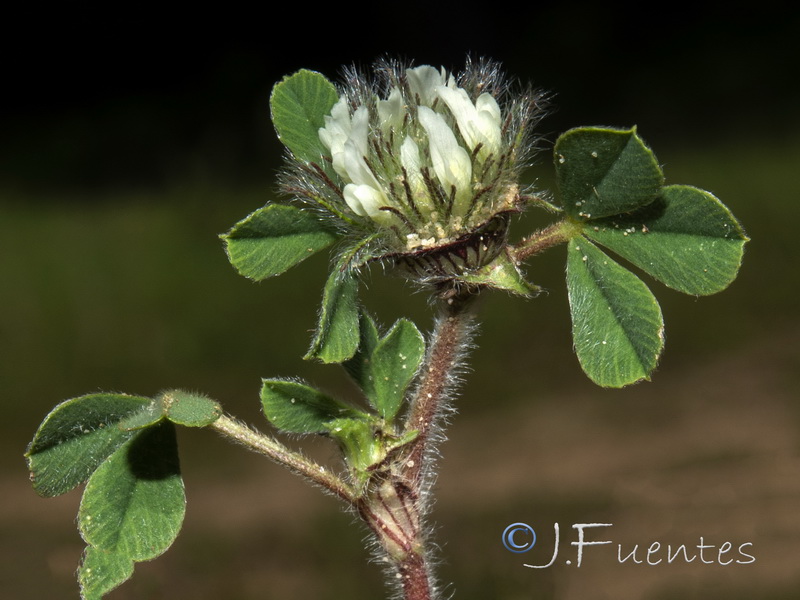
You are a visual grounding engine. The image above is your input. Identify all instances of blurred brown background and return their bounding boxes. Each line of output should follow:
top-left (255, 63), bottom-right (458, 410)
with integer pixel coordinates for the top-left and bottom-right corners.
top-left (2, 4), bottom-right (799, 599)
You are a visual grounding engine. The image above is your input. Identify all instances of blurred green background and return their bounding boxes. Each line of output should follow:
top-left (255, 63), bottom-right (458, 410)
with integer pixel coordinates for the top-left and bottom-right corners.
top-left (3, 5), bottom-right (799, 599)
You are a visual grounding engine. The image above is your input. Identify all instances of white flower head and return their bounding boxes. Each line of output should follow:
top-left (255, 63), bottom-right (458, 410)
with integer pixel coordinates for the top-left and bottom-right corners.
top-left (298, 58), bottom-right (547, 273)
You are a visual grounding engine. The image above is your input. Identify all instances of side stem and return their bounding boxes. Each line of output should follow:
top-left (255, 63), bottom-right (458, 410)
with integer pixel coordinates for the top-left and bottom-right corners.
top-left (210, 414), bottom-right (356, 503)
top-left (510, 218), bottom-right (576, 262)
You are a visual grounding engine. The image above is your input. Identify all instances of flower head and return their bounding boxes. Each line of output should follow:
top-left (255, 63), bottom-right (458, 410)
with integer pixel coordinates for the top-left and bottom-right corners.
top-left (279, 58), bottom-right (547, 283)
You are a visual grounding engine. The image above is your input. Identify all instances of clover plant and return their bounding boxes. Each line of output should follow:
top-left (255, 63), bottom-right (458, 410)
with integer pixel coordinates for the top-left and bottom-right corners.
top-left (26, 58), bottom-right (747, 600)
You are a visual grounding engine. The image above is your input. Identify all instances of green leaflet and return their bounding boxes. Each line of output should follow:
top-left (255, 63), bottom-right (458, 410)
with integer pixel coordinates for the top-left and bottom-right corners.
top-left (270, 69), bottom-right (340, 163)
top-left (343, 313), bottom-right (426, 422)
top-left (343, 311), bottom-right (381, 402)
top-left (26, 393), bottom-right (154, 497)
top-left (79, 546), bottom-right (134, 600)
top-left (78, 422), bottom-right (185, 598)
top-left (222, 204), bottom-right (337, 281)
top-left (305, 262), bottom-right (360, 363)
top-left (118, 401), bottom-right (164, 431)
top-left (305, 237), bottom-right (378, 364)
top-left (566, 238), bottom-right (664, 387)
top-left (584, 185), bottom-right (748, 295)
top-left (261, 379), bottom-right (367, 434)
top-left (160, 389), bottom-right (223, 427)
top-left (370, 319), bottom-right (426, 422)
top-left (555, 127), bottom-right (664, 220)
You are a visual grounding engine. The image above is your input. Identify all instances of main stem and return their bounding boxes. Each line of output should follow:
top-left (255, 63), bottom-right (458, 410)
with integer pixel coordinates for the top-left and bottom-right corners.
top-left (362, 291), bottom-right (477, 600)
top-left (210, 292), bottom-right (477, 600)
top-left (403, 292), bottom-right (476, 487)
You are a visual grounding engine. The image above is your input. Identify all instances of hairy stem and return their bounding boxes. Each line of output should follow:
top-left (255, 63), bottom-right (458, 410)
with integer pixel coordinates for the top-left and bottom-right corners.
top-left (211, 414), bottom-right (356, 503)
top-left (358, 291), bottom-right (476, 600)
top-left (402, 292), bottom-right (476, 487)
top-left (511, 219), bottom-right (577, 262)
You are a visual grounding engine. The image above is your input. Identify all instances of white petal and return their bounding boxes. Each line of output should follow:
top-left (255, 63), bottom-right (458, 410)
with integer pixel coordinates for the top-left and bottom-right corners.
top-left (436, 86), bottom-right (502, 156)
top-left (378, 87), bottom-right (405, 132)
top-left (400, 136), bottom-right (422, 184)
top-left (342, 139), bottom-right (382, 190)
top-left (474, 93), bottom-right (502, 154)
top-left (400, 136), bottom-right (432, 212)
top-left (343, 183), bottom-right (387, 218)
top-left (406, 65), bottom-right (446, 106)
top-left (348, 106), bottom-right (370, 157)
top-left (339, 106), bottom-right (383, 191)
top-left (476, 92), bottom-right (501, 123)
top-left (436, 86), bottom-right (479, 147)
top-left (319, 97), bottom-right (351, 149)
top-left (319, 97), bottom-right (352, 178)
top-left (417, 106), bottom-right (472, 210)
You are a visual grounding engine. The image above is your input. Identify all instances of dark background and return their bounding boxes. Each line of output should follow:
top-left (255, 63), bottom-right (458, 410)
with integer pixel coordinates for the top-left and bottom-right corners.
top-left (4, 6), bottom-right (798, 194)
top-left (3, 5), bottom-right (799, 599)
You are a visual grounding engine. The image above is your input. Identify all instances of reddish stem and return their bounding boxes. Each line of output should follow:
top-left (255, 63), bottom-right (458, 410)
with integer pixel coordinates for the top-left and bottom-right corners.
top-left (398, 552), bottom-right (432, 600)
top-left (403, 294), bottom-right (475, 488)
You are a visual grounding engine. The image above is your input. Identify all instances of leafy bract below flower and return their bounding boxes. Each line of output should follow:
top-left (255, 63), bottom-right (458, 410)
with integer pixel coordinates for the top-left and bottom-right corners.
top-left (277, 58), bottom-right (547, 284)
